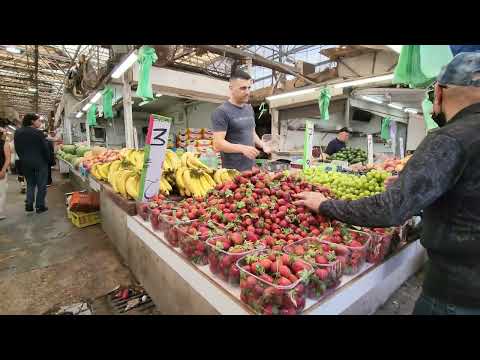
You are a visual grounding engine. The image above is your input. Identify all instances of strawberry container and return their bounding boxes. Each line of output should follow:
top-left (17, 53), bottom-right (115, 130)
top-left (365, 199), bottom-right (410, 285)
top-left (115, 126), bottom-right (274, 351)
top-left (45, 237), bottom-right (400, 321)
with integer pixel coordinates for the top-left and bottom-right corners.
top-left (237, 250), bottom-right (313, 315)
top-left (176, 221), bottom-right (225, 265)
top-left (319, 229), bottom-right (371, 275)
top-left (136, 202), bottom-right (151, 221)
top-left (364, 228), bottom-right (394, 264)
top-left (206, 235), bottom-right (264, 285)
top-left (156, 214), bottom-right (192, 247)
top-left (283, 238), bottom-right (343, 300)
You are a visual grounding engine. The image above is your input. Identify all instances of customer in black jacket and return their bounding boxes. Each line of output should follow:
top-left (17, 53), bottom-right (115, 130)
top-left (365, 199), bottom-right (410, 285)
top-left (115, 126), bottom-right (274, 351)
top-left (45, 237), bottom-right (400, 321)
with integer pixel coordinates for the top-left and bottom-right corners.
top-left (14, 113), bottom-right (50, 214)
top-left (294, 52), bottom-right (480, 315)
top-left (43, 130), bottom-right (55, 186)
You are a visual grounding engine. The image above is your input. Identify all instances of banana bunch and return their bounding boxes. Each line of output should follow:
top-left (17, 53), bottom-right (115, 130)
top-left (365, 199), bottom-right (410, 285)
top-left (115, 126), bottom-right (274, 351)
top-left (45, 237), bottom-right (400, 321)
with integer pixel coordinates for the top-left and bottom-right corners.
top-left (213, 168), bottom-right (239, 185)
top-left (111, 168), bottom-right (141, 200)
top-left (123, 149), bottom-right (145, 172)
top-left (174, 168), bottom-right (216, 198)
top-left (180, 152), bottom-right (214, 174)
top-left (91, 162), bottom-right (111, 181)
top-left (163, 150), bottom-right (181, 172)
top-left (160, 175), bottom-right (173, 196)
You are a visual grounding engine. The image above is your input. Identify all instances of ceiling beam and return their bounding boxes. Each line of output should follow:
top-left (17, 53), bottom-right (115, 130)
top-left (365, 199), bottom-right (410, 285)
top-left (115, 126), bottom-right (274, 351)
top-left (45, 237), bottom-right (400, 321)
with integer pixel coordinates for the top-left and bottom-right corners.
top-left (192, 45), bottom-right (316, 85)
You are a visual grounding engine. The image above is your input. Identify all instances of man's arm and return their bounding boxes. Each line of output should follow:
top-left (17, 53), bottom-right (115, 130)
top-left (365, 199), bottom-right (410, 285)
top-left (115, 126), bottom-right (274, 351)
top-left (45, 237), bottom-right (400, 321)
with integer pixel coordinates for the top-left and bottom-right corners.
top-left (324, 140), bottom-right (334, 156)
top-left (319, 133), bottom-right (465, 227)
top-left (0, 141), bottom-right (11, 179)
top-left (253, 130), bottom-right (263, 148)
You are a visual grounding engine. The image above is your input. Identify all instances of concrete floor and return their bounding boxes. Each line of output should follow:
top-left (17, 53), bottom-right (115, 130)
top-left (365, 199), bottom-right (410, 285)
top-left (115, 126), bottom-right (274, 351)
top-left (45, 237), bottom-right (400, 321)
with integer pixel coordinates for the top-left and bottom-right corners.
top-left (0, 169), bottom-right (159, 315)
top-left (0, 168), bottom-right (423, 315)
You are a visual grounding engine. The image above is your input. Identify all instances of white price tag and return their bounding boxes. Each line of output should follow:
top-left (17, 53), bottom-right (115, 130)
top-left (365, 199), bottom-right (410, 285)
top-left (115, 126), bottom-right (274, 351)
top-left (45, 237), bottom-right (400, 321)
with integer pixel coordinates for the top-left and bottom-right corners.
top-left (367, 134), bottom-right (374, 165)
top-left (303, 120), bottom-right (314, 170)
top-left (139, 115), bottom-right (172, 202)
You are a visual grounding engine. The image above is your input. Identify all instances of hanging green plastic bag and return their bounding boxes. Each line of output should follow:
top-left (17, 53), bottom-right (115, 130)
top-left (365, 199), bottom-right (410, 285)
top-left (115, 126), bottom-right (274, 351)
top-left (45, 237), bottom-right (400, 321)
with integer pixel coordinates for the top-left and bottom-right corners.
top-left (393, 45), bottom-right (431, 88)
top-left (421, 97), bottom-right (438, 130)
top-left (318, 87), bottom-right (331, 121)
top-left (258, 102), bottom-right (267, 119)
top-left (136, 46), bottom-right (158, 101)
top-left (381, 117), bottom-right (391, 140)
top-left (102, 86), bottom-right (114, 120)
top-left (420, 45), bottom-right (453, 79)
top-left (87, 104), bottom-right (97, 126)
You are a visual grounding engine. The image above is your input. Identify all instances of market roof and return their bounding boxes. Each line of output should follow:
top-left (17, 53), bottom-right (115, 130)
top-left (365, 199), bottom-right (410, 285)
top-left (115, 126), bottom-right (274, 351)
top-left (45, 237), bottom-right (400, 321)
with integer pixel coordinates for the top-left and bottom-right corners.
top-left (0, 45), bottom-right (111, 120)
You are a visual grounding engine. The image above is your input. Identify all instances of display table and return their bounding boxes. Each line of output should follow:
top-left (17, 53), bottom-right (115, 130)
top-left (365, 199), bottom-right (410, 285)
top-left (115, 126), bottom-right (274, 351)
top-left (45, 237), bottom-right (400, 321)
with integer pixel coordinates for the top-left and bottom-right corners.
top-left (126, 215), bottom-right (426, 315)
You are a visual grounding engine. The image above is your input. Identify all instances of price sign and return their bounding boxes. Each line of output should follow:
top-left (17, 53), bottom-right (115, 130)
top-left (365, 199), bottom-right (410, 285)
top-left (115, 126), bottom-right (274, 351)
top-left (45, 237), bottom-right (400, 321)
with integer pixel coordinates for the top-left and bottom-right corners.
top-left (138, 114), bottom-right (172, 202)
top-left (367, 134), bottom-right (374, 165)
top-left (399, 137), bottom-right (405, 159)
top-left (303, 120), bottom-right (314, 170)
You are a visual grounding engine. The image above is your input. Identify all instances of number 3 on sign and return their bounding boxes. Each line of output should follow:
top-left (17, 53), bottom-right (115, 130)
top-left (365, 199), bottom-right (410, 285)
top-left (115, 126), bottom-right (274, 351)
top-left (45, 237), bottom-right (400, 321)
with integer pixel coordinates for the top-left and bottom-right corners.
top-left (152, 127), bottom-right (168, 146)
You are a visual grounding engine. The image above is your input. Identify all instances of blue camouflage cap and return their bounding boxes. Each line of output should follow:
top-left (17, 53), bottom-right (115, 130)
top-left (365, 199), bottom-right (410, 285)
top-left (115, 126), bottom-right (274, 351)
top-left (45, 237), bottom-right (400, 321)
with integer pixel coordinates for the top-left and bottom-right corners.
top-left (437, 52), bottom-right (480, 87)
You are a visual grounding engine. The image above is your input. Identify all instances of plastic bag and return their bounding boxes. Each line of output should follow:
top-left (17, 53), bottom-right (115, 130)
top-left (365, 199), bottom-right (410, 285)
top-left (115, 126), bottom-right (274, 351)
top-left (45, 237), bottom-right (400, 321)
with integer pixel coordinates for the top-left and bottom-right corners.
top-left (381, 117), bottom-right (391, 141)
top-left (421, 97), bottom-right (438, 130)
top-left (102, 86), bottom-right (114, 120)
top-left (318, 87), bottom-right (331, 121)
top-left (136, 46), bottom-right (158, 101)
top-left (87, 104), bottom-right (97, 126)
top-left (420, 45), bottom-right (453, 78)
top-left (393, 45), bottom-right (432, 88)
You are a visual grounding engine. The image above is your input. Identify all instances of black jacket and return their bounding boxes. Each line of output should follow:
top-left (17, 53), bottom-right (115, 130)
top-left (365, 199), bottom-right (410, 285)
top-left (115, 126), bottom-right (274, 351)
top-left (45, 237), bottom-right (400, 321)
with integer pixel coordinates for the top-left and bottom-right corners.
top-left (320, 103), bottom-right (480, 307)
top-left (325, 138), bottom-right (346, 156)
top-left (14, 127), bottom-right (50, 169)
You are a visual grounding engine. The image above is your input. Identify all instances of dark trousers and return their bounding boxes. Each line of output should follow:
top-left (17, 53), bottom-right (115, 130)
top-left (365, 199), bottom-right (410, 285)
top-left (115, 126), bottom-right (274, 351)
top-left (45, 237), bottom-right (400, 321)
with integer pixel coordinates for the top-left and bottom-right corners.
top-left (413, 292), bottom-right (480, 315)
top-left (23, 165), bottom-right (48, 209)
top-left (47, 166), bottom-right (52, 185)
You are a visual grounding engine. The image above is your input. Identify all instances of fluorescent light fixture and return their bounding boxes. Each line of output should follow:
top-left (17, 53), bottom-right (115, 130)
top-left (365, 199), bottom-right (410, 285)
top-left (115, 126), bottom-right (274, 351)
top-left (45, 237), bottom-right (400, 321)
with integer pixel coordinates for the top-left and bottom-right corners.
top-left (266, 87), bottom-right (318, 101)
top-left (6, 46), bottom-right (21, 54)
top-left (76, 112), bottom-right (83, 118)
top-left (8, 125), bottom-right (16, 131)
top-left (82, 103), bottom-right (93, 112)
top-left (28, 87), bottom-right (37, 92)
top-left (155, 93), bottom-right (163, 98)
top-left (333, 74), bottom-right (394, 89)
top-left (111, 51), bottom-right (138, 79)
top-left (90, 91), bottom-right (102, 103)
top-left (404, 108), bottom-right (418, 114)
top-left (387, 103), bottom-right (404, 110)
top-left (361, 95), bottom-right (384, 105)
top-left (386, 45), bottom-right (402, 53)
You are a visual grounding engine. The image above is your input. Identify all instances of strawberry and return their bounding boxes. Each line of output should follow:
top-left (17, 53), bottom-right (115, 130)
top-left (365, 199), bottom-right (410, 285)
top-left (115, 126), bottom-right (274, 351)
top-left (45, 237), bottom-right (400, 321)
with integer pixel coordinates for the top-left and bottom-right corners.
top-left (294, 245), bottom-right (305, 256)
top-left (279, 265), bottom-right (291, 277)
top-left (230, 232), bottom-right (243, 245)
top-left (278, 277), bottom-right (292, 286)
top-left (288, 273), bottom-right (299, 283)
top-left (229, 264), bottom-right (240, 278)
top-left (242, 264), bottom-right (251, 273)
top-left (272, 245), bottom-right (282, 251)
top-left (254, 284), bottom-right (264, 296)
top-left (225, 213), bottom-right (237, 222)
top-left (281, 254), bottom-right (291, 265)
top-left (259, 274), bottom-right (274, 283)
top-left (246, 232), bottom-right (259, 242)
top-left (246, 276), bottom-right (257, 289)
top-left (268, 253), bottom-right (276, 262)
top-left (292, 260), bottom-right (306, 273)
top-left (271, 260), bottom-right (282, 274)
top-left (315, 255), bottom-right (328, 264)
top-left (260, 258), bottom-right (272, 269)
top-left (315, 268), bottom-right (329, 281)
top-left (349, 240), bottom-right (363, 248)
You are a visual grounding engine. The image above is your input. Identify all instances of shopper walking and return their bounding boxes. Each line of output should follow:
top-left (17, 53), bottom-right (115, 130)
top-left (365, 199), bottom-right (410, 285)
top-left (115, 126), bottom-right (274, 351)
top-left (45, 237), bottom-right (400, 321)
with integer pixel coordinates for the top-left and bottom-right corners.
top-left (14, 113), bottom-right (50, 214)
top-left (0, 128), bottom-right (12, 220)
top-left (294, 52), bottom-right (480, 315)
top-left (43, 131), bottom-right (55, 186)
top-left (9, 132), bottom-right (26, 194)
top-left (212, 70), bottom-right (267, 172)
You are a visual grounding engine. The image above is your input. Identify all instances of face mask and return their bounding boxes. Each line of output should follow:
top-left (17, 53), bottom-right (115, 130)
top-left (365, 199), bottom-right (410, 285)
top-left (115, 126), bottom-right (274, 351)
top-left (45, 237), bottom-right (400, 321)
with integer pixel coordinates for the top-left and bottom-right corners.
top-left (431, 111), bottom-right (447, 127)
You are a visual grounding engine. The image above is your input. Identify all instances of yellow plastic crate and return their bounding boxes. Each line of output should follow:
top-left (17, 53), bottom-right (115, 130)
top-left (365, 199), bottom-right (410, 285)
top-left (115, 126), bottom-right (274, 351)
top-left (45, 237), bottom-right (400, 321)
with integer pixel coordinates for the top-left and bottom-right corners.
top-left (68, 210), bottom-right (101, 228)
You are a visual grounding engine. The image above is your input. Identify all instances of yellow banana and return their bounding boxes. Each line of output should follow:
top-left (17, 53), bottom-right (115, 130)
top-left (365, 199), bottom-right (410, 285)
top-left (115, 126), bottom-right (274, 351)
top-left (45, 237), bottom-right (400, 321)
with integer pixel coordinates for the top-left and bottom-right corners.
top-left (183, 169), bottom-right (200, 197)
top-left (199, 173), bottom-right (213, 194)
top-left (181, 152), bottom-right (189, 168)
top-left (203, 172), bottom-right (216, 188)
top-left (186, 152), bottom-right (212, 172)
top-left (213, 169), bottom-right (224, 184)
top-left (108, 160), bottom-right (122, 184)
top-left (126, 175), bottom-right (140, 200)
top-left (175, 167), bottom-right (186, 191)
top-left (220, 170), bottom-right (231, 183)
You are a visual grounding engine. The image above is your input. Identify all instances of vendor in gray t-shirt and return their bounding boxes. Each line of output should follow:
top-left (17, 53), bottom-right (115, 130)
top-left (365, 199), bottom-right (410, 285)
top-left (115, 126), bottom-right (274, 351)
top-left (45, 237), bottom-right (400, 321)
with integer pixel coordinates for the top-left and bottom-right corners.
top-left (212, 70), bottom-right (268, 172)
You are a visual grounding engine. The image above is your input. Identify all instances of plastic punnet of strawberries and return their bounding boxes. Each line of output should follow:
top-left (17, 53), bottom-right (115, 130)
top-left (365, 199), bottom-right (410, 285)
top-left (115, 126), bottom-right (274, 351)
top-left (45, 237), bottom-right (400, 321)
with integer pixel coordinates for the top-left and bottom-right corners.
top-left (283, 238), bottom-right (343, 299)
top-left (363, 227), bottom-right (395, 264)
top-left (177, 220), bottom-right (225, 265)
top-left (237, 250), bottom-right (313, 315)
top-left (206, 231), bottom-right (265, 285)
top-left (319, 224), bottom-right (371, 275)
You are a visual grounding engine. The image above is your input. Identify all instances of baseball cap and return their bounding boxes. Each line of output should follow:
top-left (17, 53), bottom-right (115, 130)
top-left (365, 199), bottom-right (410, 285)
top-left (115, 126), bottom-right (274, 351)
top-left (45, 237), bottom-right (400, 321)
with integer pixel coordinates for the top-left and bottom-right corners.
top-left (437, 52), bottom-right (480, 87)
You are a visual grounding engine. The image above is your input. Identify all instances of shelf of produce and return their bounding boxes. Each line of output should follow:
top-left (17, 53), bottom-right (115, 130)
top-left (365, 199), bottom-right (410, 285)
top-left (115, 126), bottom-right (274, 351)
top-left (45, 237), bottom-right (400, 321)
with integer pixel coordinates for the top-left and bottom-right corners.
top-left (126, 215), bottom-right (426, 315)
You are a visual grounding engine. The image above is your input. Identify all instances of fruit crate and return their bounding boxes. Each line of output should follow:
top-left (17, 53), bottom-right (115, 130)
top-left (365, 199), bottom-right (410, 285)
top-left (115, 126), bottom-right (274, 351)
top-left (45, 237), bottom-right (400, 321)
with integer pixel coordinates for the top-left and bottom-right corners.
top-left (283, 238), bottom-right (343, 300)
top-left (176, 221), bottom-right (225, 265)
top-left (319, 229), bottom-right (371, 275)
top-left (364, 228), bottom-right (395, 264)
top-left (68, 210), bottom-right (101, 228)
top-left (237, 250), bottom-right (313, 315)
top-left (205, 234), bottom-right (264, 285)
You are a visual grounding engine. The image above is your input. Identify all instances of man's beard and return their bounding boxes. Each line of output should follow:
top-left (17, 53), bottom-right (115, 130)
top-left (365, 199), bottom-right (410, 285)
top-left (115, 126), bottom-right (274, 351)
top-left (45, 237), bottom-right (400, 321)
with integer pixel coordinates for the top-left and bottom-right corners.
top-left (431, 111), bottom-right (447, 127)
